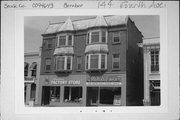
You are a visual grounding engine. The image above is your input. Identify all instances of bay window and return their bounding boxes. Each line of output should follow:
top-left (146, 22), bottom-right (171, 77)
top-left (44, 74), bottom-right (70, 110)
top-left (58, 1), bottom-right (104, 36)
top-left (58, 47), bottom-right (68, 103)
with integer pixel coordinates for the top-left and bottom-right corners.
top-left (87, 30), bottom-right (107, 44)
top-left (57, 34), bottom-right (73, 47)
top-left (55, 56), bottom-right (73, 71)
top-left (86, 54), bottom-right (107, 70)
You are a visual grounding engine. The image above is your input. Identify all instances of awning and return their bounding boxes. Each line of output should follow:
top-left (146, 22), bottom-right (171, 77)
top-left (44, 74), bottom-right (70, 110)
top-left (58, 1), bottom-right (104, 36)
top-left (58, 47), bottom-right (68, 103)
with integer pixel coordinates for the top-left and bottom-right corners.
top-left (85, 44), bottom-right (108, 54)
top-left (29, 62), bottom-right (37, 70)
top-left (54, 47), bottom-right (74, 56)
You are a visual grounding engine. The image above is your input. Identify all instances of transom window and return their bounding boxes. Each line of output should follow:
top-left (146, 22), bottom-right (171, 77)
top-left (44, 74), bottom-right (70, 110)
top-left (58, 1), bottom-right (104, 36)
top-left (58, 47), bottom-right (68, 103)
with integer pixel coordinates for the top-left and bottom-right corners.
top-left (86, 54), bottom-right (107, 70)
top-left (112, 54), bottom-right (120, 70)
top-left (87, 30), bottom-right (107, 44)
top-left (55, 56), bottom-right (73, 71)
top-left (150, 49), bottom-right (159, 72)
top-left (57, 34), bottom-right (73, 47)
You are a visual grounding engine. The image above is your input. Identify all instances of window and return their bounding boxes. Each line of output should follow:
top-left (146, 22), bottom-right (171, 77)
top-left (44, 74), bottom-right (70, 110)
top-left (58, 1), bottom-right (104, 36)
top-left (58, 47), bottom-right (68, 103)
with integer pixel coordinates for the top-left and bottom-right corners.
top-left (55, 56), bottom-right (72, 71)
top-left (87, 31), bottom-right (107, 44)
top-left (150, 49), bottom-right (159, 72)
top-left (86, 54), bottom-right (107, 70)
top-left (57, 34), bottom-right (73, 47)
top-left (91, 32), bottom-right (100, 43)
top-left (64, 87), bottom-right (82, 103)
top-left (77, 56), bottom-right (82, 71)
top-left (113, 31), bottom-right (120, 43)
top-left (68, 35), bottom-right (73, 46)
top-left (87, 87), bottom-right (121, 106)
top-left (30, 62), bottom-right (37, 77)
top-left (24, 62), bottom-right (29, 77)
top-left (50, 86), bottom-right (60, 102)
top-left (112, 54), bottom-right (120, 70)
top-left (47, 40), bottom-right (52, 49)
top-left (90, 55), bottom-right (99, 69)
top-left (150, 80), bottom-right (160, 106)
top-left (59, 36), bottom-right (66, 46)
top-left (45, 58), bottom-right (51, 71)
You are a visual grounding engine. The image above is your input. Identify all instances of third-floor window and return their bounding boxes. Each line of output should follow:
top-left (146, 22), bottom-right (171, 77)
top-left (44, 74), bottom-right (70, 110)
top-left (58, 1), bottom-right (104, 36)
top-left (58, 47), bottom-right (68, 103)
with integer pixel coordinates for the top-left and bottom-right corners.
top-left (57, 34), bottom-right (73, 47)
top-left (87, 30), bottom-right (107, 44)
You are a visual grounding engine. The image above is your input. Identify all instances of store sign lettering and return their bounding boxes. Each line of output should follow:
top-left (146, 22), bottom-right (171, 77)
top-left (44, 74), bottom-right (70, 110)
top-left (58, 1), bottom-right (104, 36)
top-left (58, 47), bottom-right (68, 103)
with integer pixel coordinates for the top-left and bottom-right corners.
top-left (87, 75), bottom-right (121, 82)
top-left (51, 80), bottom-right (80, 85)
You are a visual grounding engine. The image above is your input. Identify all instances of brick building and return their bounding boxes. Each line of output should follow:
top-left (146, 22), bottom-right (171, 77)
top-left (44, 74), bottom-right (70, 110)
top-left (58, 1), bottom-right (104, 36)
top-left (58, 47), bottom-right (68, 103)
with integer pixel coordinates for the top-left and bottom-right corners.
top-left (37, 16), bottom-right (144, 106)
top-left (24, 52), bottom-right (41, 105)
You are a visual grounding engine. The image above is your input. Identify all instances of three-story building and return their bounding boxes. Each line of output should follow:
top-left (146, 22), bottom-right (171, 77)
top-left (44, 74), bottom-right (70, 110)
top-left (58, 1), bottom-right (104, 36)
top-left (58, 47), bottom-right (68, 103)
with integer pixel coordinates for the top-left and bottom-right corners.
top-left (37, 16), bottom-right (144, 106)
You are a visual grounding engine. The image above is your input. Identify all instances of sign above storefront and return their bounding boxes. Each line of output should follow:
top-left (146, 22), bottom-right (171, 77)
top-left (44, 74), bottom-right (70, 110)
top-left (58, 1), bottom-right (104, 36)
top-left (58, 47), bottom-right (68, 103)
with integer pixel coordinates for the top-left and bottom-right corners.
top-left (87, 74), bottom-right (122, 82)
top-left (50, 79), bottom-right (80, 85)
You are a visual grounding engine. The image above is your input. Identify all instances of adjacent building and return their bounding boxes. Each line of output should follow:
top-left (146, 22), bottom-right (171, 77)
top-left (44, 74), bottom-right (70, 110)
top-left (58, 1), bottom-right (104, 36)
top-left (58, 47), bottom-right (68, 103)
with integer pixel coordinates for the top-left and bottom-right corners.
top-left (139, 37), bottom-right (160, 106)
top-left (37, 16), bottom-right (144, 106)
top-left (24, 52), bottom-right (41, 105)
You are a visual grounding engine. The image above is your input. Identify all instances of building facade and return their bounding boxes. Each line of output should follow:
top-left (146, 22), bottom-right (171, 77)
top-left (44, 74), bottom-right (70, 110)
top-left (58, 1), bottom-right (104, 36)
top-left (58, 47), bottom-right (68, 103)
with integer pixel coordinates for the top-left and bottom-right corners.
top-left (24, 52), bottom-right (41, 105)
top-left (37, 16), bottom-right (144, 106)
top-left (140, 37), bottom-right (160, 106)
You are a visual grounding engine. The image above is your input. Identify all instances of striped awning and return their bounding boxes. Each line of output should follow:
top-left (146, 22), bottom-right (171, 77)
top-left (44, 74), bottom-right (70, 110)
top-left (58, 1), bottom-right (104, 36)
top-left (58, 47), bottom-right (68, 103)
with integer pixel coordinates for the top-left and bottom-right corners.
top-left (85, 44), bottom-right (108, 54)
top-left (54, 47), bottom-right (74, 56)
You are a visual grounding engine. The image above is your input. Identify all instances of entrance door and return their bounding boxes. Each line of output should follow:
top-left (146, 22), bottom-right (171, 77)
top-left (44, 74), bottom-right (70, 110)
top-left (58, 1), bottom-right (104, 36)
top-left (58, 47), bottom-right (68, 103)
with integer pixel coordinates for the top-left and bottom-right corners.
top-left (42, 86), bottom-right (50, 105)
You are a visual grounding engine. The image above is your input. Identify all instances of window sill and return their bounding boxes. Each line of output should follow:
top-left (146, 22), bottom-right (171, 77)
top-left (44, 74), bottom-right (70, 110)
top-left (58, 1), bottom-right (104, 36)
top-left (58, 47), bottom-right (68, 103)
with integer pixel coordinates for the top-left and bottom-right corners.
top-left (86, 69), bottom-right (107, 72)
top-left (150, 72), bottom-right (160, 75)
top-left (54, 70), bottom-right (72, 73)
top-left (112, 42), bottom-right (121, 45)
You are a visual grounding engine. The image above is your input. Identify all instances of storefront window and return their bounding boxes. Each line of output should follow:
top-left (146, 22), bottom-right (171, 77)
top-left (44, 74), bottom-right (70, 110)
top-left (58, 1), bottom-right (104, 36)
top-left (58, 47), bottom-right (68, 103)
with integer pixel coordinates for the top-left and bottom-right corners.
top-left (64, 87), bottom-right (82, 103)
top-left (87, 87), bottom-right (121, 106)
top-left (50, 86), bottom-right (60, 102)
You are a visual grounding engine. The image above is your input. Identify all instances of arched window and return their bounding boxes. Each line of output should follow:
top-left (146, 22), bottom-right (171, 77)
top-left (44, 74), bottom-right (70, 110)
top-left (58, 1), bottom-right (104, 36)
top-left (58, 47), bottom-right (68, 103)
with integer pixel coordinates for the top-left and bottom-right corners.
top-left (24, 62), bottom-right (29, 77)
top-left (30, 62), bottom-right (37, 77)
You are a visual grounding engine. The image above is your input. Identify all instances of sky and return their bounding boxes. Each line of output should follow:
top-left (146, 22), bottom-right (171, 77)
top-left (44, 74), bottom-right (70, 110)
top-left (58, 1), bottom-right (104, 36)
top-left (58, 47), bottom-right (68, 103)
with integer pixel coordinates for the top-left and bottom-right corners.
top-left (24, 15), bottom-right (159, 53)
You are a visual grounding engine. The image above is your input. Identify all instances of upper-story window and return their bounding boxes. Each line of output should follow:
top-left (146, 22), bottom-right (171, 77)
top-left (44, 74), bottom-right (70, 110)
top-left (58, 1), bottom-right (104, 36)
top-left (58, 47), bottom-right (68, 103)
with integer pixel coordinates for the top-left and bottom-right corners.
top-left (47, 40), bottom-right (53, 49)
top-left (45, 58), bottom-right (51, 71)
top-left (112, 54), bottom-right (120, 70)
top-left (30, 62), bottom-right (37, 77)
top-left (86, 53), bottom-right (107, 70)
top-left (76, 56), bottom-right (82, 71)
top-left (57, 34), bottom-right (73, 47)
top-left (24, 62), bottom-right (29, 77)
top-left (87, 30), bottom-right (107, 44)
top-left (55, 56), bottom-right (73, 71)
top-left (150, 49), bottom-right (159, 72)
top-left (113, 31), bottom-right (121, 44)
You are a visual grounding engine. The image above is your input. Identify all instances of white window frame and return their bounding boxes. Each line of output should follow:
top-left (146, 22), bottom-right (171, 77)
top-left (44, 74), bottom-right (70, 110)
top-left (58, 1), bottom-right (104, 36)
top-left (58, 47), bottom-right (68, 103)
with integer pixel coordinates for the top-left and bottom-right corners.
top-left (85, 53), bottom-right (107, 70)
top-left (112, 53), bottom-right (120, 70)
top-left (55, 56), bottom-right (73, 71)
top-left (87, 30), bottom-right (107, 44)
top-left (150, 49), bottom-right (159, 73)
top-left (57, 33), bottom-right (74, 47)
top-left (113, 31), bottom-right (121, 44)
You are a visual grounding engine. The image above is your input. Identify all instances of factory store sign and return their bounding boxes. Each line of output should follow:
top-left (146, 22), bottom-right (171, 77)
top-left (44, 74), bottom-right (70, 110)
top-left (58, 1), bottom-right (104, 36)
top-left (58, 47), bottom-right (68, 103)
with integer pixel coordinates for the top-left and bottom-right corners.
top-left (50, 79), bottom-right (80, 85)
top-left (87, 74), bottom-right (122, 82)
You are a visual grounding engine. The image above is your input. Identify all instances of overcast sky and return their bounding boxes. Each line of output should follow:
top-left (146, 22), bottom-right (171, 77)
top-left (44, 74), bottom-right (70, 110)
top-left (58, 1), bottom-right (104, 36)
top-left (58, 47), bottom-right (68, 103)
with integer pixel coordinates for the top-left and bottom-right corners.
top-left (24, 15), bottom-right (159, 53)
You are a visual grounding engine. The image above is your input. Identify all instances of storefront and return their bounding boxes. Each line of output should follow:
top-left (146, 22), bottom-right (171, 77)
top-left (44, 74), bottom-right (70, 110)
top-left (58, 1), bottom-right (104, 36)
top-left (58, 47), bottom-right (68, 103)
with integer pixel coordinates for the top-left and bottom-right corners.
top-left (39, 75), bottom-right (86, 106)
top-left (86, 73), bottom-right (126, 106)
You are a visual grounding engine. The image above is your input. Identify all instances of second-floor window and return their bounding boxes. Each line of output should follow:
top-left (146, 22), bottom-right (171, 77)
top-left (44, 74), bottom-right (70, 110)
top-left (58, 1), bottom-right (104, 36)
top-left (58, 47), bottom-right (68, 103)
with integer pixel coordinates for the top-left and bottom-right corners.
top-left (77, 56), bottom-right (82, 71)
top-left (30, 62), bottom-right (37, 77)
top-left (24, 62), bottom-right (29, 77)
top-left (86, 54), bottom-right (107, 70)
top-left (55, 56), bottom-right (73, 71)
top-left (150, 49), bottom-right (159, 72)
top-left (57, 34), bottom-right (73, 47)
top-left (87, 30), bottom-right (107, 44)
top-left (45, 58), bottom-right (51, 71)
top-left (47, 40), bottom-right (53, 49)
top-left (113, 31), bottom-right (120, 44)
top-left (112, 54), bottom-right (120, 70)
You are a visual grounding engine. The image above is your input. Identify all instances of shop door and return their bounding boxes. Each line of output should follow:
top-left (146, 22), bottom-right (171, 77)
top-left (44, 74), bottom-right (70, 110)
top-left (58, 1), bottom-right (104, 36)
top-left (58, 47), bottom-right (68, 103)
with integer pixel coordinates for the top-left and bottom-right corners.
top-left (42, 86), bottom-right (50, 105)
top-left (150, 90), bottom-right (160, 106)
